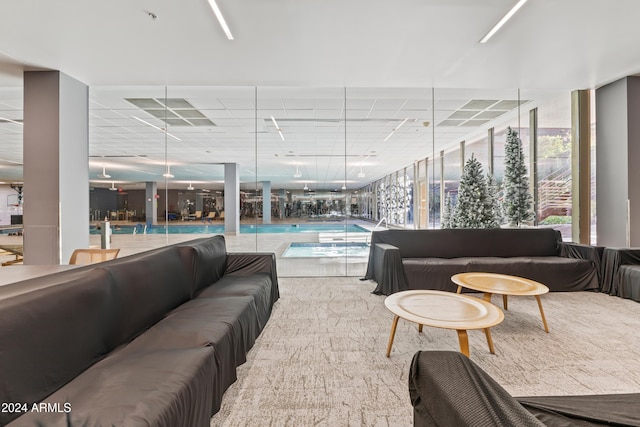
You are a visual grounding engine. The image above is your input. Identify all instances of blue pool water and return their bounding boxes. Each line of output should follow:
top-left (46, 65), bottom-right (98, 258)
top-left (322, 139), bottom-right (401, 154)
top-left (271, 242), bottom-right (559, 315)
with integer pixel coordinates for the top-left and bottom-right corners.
top-left (282, 242), bottom-right (371, 258)
top-left (90, 223), bottom-right (369, 235)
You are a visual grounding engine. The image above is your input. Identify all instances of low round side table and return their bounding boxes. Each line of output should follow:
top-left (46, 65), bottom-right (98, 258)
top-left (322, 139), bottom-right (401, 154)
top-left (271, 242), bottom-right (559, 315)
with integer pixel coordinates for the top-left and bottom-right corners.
top-left (452, 272), bottom-right (550, 333)
top-left (384, 290), bottom-right (504, 358)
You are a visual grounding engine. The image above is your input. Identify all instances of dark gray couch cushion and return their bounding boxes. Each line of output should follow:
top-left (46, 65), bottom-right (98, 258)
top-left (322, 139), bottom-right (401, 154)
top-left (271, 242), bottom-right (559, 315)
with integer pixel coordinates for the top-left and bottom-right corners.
top-left (197, 273), bottom-right (273, 331)
top-left (402, 256), bottom-right (598, 292)
top-left (100, 246), bottom-right (192, 348)
top-left (178, 236), bottom-right (228, 296)
top-left (0, 268), bottom-right (115, 426)
top-left (7, 347), bottom-right (215, 427)
top-left (120, 295), bottom-right (261, 413)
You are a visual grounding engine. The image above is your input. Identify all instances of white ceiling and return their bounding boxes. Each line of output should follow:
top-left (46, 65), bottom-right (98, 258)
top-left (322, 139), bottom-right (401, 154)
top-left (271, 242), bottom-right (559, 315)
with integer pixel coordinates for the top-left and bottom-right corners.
top-left (0, 0), bottom-right (638, 190)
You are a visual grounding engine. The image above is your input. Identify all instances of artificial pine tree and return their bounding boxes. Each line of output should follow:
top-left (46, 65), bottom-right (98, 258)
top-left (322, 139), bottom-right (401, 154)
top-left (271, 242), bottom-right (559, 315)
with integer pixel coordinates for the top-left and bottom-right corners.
top-left (486, 173), bottom-right (503, 226)
top-left (450, 155), bottom-right (499, 228)
top-left (441, 192), bottom-right (454, 228)
top-left (503, 127), bottom-right (534, 226)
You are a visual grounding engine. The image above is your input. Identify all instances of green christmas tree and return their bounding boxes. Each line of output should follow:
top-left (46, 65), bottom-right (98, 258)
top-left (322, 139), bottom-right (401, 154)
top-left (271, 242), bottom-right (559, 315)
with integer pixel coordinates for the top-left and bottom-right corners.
top-left (451, 155), bottom-right (499, 228)
top-left (486, 173), bottom-right (503, 226)
top-left (441, 192), bottom-right (454, 228)
top-left (503, 127), bottom-right (534, 226)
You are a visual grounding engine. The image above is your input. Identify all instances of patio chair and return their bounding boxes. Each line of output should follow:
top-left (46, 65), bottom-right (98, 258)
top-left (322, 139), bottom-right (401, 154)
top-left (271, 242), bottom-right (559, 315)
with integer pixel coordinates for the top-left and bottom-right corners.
top-left (69, 248), bottom-right (120, 265)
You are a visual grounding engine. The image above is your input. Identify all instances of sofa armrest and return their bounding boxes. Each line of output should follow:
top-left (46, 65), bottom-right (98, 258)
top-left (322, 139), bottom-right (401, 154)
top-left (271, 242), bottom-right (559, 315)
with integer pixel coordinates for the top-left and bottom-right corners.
top-left (225, 253), bottom-right (280, 304)
top-left (559, 242), bottom-right (603, 287)
top-left (601, 247), bottom-right (640, 296)
top-left (409, 351), bottom-right (545, 427)
top-left (369, 243), bottom-right (408, 296)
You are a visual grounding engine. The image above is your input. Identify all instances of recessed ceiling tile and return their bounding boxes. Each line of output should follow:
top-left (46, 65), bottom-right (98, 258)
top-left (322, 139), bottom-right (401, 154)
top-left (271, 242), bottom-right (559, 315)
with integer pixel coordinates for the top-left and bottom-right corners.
top-left (460, 119), bottom-right (490, 127)
top-left (438, 119), bottom-right (464, 127)
top-left (460, 100), bottom-right (499, 110)
top-left (447, 110), bottom-right (478, 120)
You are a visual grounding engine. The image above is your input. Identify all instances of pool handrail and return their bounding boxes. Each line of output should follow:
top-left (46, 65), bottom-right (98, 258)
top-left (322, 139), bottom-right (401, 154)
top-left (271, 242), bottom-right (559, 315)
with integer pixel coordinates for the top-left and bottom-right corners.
top-left (366, 217), bottom-right (388, 245)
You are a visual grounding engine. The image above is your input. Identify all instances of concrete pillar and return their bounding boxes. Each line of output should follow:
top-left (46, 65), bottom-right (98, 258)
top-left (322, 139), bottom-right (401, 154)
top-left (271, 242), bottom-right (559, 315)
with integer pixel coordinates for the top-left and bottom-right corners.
top-left (262, 181), bottom-right (271, 224)
top-left (23, 71), bottom-right (89, 265)
top-left (596, 76), bottom-right (640, 246)
top-left (571, 90), bottom-right (591, 244)
top-left (145, 182), bottom-right (157, 225)
top-left (224, 163), bottom-right (240, 234)
top-left (279, 189), bottom-right (286, 220)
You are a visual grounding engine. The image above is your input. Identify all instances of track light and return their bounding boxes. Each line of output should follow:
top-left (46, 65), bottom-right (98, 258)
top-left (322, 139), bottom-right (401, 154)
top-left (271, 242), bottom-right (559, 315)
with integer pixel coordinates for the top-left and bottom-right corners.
top-left (293, 164), bottom-right (302, 178)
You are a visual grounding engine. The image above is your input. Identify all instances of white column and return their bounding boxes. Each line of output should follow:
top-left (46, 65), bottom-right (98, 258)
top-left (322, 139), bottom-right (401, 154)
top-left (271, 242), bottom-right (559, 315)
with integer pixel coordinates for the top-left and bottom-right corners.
top-left (224, 163), bottom-right (240, 234)
top-left (23, 71), bottom-right (89, 265)
top-left (145, 182), bottom-right (157, 225)
top-left (262, 181), bottom-right (271, 224)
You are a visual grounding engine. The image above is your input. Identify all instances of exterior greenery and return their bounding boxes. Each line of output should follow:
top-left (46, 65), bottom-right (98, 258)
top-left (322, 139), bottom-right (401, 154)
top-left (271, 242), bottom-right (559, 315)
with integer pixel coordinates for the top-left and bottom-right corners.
top-left (503, 127), bottom-right (534, 226)
top-left (449, 155), bottom-right (500, 229)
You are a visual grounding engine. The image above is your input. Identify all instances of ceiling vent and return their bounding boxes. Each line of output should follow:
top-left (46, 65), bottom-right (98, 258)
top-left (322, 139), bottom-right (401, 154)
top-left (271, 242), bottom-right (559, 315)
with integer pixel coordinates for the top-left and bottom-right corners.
top-left (126, 98), bottom-right (216, 127)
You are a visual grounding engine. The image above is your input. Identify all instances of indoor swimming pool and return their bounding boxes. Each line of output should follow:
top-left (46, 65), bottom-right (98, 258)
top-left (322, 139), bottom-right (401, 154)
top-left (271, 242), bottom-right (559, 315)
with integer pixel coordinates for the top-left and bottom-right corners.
top-left (90, 223), bottom-right (370, 235)
top-left (281, 242), bottom-right (371, 258)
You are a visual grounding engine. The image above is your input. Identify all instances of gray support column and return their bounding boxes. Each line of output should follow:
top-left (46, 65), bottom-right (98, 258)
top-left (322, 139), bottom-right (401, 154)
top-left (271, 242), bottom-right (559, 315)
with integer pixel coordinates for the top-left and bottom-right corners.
top-left (23, 71), bottom-right (89, 265)
top-left (262, 181), bottom-right (271, 224)
top-left (529, 108), bottom-right (539, 226)
top-left (439, 150), bottom-right (445, 226)
top-left (596, 76), bottom-right (640, 246)
top-left (571, 90), bottom-right (591, 244)
top-left (488, 128), bottom-right (495, 175)
top-left (224, 163), bottom-right (240, 234)
top-left (279, 189), bottom-right (286, 220)
top-left (145, 182), bottom-right (157, 225)
top-left (459, 141), bottom-right (465, 173)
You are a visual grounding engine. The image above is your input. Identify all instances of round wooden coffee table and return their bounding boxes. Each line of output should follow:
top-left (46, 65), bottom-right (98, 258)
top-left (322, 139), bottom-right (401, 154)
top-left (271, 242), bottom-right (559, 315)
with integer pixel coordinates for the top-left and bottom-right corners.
top-left (451, 272), bottom-right (550, 333)
top-left (384, 290), bottom-right (504, 358)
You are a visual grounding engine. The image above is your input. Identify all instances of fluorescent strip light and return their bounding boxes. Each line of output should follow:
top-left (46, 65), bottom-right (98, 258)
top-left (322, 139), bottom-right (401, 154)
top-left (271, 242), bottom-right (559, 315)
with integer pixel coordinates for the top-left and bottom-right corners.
top-left (207, 0), bottom-right (234, 40)
top-left (480, 0), bottom-right (529, 44)
top-left (132, 116), bottom-right (182, 141)
top-left (270, 115), bottom-right (285, 141)
top-left (0, 116), bottom-right (23, 126)
top-left (383, 118), bottom-right (409, 142)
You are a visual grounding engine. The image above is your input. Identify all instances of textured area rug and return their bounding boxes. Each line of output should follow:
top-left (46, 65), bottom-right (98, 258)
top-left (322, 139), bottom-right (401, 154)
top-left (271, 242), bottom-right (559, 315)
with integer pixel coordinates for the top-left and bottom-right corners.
top-left (210, 277), bottom-right (640, 426)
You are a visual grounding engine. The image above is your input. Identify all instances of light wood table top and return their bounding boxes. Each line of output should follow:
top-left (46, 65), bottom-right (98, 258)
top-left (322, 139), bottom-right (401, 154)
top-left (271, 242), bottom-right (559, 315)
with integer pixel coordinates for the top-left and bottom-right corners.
top-left (385, 290), bottom-right (504, 330)
top-left (452, 272), bottom-right (550, 333)
top-left (451, 272), bottom-right (549, 296)
top-left (384, 290), bottom-right (504, 358)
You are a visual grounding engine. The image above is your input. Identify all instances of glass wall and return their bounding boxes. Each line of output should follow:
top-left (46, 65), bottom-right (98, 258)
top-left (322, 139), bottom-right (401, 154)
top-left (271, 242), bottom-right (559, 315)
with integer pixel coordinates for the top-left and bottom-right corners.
top-left (0, 85), bottom-right (566, 275)
top-left (536, 93), bottom-right (572, 240)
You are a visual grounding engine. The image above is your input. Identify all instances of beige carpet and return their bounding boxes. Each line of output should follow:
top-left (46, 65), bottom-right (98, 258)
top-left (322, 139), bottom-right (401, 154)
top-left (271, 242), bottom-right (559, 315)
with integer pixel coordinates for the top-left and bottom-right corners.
top-left (210, 277), bottom-right (640, 426)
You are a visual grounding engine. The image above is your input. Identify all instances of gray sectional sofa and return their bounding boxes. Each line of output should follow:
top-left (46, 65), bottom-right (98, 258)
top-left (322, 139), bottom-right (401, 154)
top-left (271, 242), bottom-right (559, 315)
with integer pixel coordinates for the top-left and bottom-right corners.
top-left (364, 228), bottom-right (601, 295)
top-left (0, 235), bottom-right (279, 427)
top-left (409, 351), bottom-right (640, 426)
top-left (601, 247), bottom-right (640, 302)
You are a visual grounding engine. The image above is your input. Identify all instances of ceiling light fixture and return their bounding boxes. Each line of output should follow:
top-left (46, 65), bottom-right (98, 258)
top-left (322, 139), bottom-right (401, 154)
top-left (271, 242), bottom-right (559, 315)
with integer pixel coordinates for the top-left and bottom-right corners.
top-left (0, 116), bottom-right (23, 126)
top-left (479, 0), bottom-right (529, 44)
top-left (303, 183), bottom-right (309, 191)
top-left (207, 0), bottom-right (234, 40)
top-left (98, 166), bottom-right (111, 179)
top-left (163, 165), bottom-right (174, 178)
top-left (357, 167), bottom-right (365, 178)
top-left (270, 116), bottom-right (285, 141)
top-left (341, 184), bottom-right (347, 191)
top-left (132, 116), bottom-right (182, 141)
top-left (109, 182), bottom-right (118, 191)
top-left (383, 118), bottom-right (409, 142)
top-left (187, 182), bottom-right (194, 191)
top-left (293, 164), bottom-right (302, 178)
